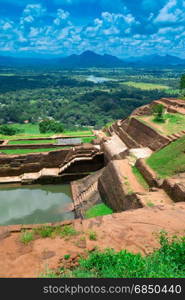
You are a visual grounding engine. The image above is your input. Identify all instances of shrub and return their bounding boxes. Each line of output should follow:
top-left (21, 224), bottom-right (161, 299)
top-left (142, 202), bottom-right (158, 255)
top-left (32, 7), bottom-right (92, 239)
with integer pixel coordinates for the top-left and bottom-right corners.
top-left (39, 119), bottom-right (64, 133)
top-left (0, 125), bottom-right (18, 136)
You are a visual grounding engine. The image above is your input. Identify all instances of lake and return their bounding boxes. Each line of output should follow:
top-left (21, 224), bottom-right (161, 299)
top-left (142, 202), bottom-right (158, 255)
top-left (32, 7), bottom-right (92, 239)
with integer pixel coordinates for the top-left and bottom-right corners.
top-left (86, 75), bottom-right (111, 83)
top-left (0, 184), bottom-right (74, 225)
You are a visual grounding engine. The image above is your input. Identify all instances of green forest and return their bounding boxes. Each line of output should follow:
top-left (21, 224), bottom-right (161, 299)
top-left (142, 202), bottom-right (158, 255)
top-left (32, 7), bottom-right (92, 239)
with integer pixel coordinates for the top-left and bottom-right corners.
top-left (0, 66), bottom-right (184, 130)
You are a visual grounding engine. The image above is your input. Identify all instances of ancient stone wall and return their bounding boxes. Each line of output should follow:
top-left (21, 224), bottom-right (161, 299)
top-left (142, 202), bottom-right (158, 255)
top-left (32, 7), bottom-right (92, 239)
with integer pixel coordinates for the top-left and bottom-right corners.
top-left (135, 158), bottom-right (158, 187)
top-left (125, 118), bottom-right (169, 151)
top-left (98, 160), bottom-right (142, 212)
top-left (162, 179), bottom-right (185, 202)
top-left (0, 149), bottom-right (70, 176)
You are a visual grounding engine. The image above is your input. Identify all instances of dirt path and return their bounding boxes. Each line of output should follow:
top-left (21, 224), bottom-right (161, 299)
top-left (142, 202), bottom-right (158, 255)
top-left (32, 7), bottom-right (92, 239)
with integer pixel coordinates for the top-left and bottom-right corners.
top-left (1, 203), bottom-right (185, 278)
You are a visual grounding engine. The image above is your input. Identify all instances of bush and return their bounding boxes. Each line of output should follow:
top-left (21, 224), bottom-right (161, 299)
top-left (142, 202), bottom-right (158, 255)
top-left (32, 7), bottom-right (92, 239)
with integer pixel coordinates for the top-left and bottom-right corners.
top-left (39, 119), bottom-right (64, 133)
top-left (0, 125), bottom-right (18, 136)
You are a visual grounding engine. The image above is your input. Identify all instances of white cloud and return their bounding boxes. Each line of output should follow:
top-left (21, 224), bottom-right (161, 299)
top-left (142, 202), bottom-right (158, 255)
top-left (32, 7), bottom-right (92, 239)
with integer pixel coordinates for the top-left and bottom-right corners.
top-left (154, 0), bottom-right (185, 23)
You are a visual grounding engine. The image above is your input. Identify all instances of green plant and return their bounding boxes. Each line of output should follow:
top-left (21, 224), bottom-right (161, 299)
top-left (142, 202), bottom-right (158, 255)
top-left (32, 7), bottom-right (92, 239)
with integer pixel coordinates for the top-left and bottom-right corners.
top-left (64, 254), bottom-right (71, 260)
top-left (152, 103), bottom-right (165, 123)
top-left (47, 233), bottom-right (185, 278)
top-left (34, 225), bottom-right (77, 239)
top-left (34, 226), bottom-right (54, 238)
top-left (89, 231), bottom-right (97, 241)
top-left (20, 231), bottom-right (34, 244)
top-left (146, 201), bottom-right (154, 207)
top-left (60, 225), bottom-right (77, 238)
top-left (85, 203), bottom-right (113, 219)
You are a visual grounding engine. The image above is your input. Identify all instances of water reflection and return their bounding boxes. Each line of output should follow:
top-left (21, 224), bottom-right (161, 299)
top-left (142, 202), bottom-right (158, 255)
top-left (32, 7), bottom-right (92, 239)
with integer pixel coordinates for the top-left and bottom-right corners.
top-left (0, 184), bottom-right (74, 225)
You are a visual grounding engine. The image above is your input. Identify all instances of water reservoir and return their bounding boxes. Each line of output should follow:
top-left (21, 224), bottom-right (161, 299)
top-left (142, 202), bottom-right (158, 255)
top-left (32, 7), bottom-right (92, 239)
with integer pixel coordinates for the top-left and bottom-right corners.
top-left (0, 184), bottom-right (74, 226)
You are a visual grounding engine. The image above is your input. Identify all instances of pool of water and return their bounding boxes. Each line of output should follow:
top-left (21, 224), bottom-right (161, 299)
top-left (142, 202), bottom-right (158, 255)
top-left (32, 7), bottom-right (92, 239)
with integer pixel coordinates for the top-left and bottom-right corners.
top-left (0, 184), bottom-right (74, 226)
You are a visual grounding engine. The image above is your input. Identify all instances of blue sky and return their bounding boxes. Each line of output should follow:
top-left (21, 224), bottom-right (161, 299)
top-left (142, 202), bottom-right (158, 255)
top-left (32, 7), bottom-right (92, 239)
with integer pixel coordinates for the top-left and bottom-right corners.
top-left (0, 0), bottom-right (185, 58)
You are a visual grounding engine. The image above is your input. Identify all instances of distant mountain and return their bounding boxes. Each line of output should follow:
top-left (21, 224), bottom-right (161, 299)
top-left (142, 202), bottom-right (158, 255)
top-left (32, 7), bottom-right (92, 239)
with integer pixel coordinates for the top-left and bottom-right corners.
top-left (0, 51), bottom-right (184, 68)
top-left (126, 54), bottom-right (185, 66)
top-left (57, 50), bottom-right (126, 68)
top-left (0, 51), bottom-right (126, 68)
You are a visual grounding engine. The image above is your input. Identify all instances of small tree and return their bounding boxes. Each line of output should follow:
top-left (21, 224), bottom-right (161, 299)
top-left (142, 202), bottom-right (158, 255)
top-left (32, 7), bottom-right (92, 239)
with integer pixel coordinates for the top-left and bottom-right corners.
top-left (39, 119), bottom-right (64, 133)
top-left (152, 104), bottom-right (165, 122)
top-left (180, 74), bottom-right (185, 90)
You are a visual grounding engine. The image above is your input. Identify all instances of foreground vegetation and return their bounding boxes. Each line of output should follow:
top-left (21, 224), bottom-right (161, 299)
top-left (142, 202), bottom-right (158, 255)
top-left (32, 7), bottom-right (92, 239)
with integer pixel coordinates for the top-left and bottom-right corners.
top-left (85, 203), bottom-right (113, 219)
top-left (20, 225), bottom-right (77, 244)
top-left (147, 135), bottom-right (185, 177)
top-left (43, 232), bottom-right (185, 278)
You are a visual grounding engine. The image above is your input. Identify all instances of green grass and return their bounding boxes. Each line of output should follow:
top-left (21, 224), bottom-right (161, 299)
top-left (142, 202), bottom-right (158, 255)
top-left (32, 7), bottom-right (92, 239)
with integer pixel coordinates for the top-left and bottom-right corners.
top-left (138, 113), bottom-right (185, 135)
top-left (8, 139), bottom-right (56, 145)
top-left (147, 135), bottom-right (185, 178)
top-left (122, 81), bottom-right (170, 90)
top-left (82, 136), bottom-right (96, 143)
top-left (42, 232), bottom-right (185, 278)
top-left (0, 147), bottom-right (67, 155)
top-left (85, 203), bottom-right (113, 219)
top-left (20, 231), bottom-right (34, 244)
top-left (34, 225), bottom-right (77, 239)
top-left (132, 166), bottom-right (149, 190)
top-left (89, 231), bottom-right (97, 241)
top-left (20, 225), bottom-right (77, 244)
top-left (0, 123), bottom-right (93, 140)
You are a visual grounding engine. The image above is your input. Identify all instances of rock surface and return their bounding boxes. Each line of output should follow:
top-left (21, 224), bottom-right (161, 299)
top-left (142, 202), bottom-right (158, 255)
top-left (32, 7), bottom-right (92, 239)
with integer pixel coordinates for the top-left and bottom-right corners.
top-left (0, 203), bottom-right (185, 277)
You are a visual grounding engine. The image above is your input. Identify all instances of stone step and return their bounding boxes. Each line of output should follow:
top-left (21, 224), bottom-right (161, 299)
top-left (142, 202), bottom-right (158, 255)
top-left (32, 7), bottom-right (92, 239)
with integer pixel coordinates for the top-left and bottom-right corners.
top-left (40, 168), bottom-right (59, 177)
top-left (136, 188), bottom-right (173, 207)
top-left (21, 172), bottom-right (41, 183)
top-left (0, 176), bottom-right (21, 184)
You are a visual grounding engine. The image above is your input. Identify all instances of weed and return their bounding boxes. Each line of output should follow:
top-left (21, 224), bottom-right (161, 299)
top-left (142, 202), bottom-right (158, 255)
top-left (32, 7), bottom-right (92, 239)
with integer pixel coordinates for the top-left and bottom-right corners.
top-left (64, 254), bottom-right (71, 260)
top-left (146, 201), bottom-right (155, 207)
top-left (20, 231), bottom-right (34, 244)
top-left (89, 231), bottom-right (97, 241)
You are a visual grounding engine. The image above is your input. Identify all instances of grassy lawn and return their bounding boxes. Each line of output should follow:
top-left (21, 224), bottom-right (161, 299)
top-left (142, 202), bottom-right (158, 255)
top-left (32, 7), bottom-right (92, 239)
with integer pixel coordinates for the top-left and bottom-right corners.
top-left (0, 147), bottom-right (68, 155)
top-left (138, 113), bottom-right (185, 135)
top-left (85, 203), bottom-right (113, 219)
top-left (82, 136), bottom-right (96, 143)
top-left (43, 233), bottom-right (185, 278)
top-left (8, 139), bottom-right (56, 145)
top-left (0, 123), bottom-right (93, 140)
top-left (132, 166), bottom-right (149, 190)
top-left (122, 81), bottom-right (170, 90)
top-left (147, 135), bottom-right (185, 178)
